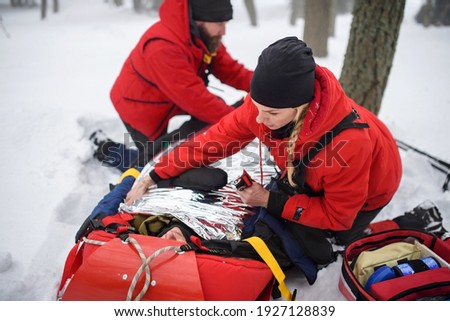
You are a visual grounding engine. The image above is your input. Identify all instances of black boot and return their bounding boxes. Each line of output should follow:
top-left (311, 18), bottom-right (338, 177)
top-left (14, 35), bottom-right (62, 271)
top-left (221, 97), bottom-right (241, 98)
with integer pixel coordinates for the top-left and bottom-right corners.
top-left (89, 130), bottom-right (118, 164)
top-left (393, 201), bottom-right (447, 237)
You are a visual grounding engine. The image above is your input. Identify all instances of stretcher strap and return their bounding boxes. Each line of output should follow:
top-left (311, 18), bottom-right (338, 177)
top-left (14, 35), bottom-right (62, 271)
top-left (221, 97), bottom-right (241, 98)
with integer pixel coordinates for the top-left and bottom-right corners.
top-left (118, 168), bottom-right (141, 183)
top-left (244, 236), bottom-right (295, 301)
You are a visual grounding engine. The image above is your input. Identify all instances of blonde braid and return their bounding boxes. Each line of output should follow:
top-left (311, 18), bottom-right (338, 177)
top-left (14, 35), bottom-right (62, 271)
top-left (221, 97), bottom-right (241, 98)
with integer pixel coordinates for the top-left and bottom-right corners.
top-left (286, 105), bottom-right (309, 187)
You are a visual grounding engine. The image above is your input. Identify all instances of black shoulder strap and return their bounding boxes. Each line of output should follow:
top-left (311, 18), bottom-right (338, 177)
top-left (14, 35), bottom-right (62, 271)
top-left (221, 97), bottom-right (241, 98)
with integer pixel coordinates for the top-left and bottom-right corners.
top-left (295, 108), bottom-right (369, 169)
top-left (291, 108), bottom-right (369, 196)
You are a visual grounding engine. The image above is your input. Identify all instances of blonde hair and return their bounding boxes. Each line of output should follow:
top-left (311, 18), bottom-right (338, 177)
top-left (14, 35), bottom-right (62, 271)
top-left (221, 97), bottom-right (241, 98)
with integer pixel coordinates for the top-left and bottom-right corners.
top-left (286, 104), bottom-right (309, 187)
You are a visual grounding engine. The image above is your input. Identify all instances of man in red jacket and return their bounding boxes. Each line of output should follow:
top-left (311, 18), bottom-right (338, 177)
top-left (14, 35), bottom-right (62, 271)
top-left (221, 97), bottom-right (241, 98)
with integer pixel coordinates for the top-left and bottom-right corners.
top-left (94, 0), bottom-right (253, 170)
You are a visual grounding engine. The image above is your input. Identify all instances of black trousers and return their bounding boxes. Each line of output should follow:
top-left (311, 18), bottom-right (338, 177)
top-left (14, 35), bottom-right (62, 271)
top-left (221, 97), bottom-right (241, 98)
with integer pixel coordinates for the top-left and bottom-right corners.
top-left (123, 117), bottom-right (209, 167)
top-left (122, 98), bottom-right (244, 167)
top-left (287, 207), bottom-right (383, 265)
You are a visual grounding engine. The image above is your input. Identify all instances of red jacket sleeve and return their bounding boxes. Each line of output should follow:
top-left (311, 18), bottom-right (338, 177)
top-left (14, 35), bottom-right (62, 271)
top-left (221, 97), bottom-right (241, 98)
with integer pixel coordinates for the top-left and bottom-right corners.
top-left (281, 132), bottom-right (372, 231)
top-left (154, 97), bottom-right (257, 179)
top-left (145, 41), bottom-right (235, 124)
top-left (211, 44), bottom-right (253, 92)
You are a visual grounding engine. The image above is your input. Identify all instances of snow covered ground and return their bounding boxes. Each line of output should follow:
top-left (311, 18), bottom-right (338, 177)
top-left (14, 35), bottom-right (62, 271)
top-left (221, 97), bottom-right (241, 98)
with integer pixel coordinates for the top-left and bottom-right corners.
top-left (0, 0), bottom-right (449, 307)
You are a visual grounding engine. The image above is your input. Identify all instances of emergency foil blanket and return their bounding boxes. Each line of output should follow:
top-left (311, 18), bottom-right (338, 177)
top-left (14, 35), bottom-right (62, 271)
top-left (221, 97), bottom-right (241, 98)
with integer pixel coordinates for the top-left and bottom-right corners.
top-left (120, 140), bottom-right (276, 240)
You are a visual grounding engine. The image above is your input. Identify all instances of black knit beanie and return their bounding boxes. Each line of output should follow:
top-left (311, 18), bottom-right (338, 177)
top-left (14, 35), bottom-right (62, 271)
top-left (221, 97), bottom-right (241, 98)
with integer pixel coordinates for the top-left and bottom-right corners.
top-left (250, 36), bottom-right (316, 108)
top-left (190, 0), bottom-right (233, 22)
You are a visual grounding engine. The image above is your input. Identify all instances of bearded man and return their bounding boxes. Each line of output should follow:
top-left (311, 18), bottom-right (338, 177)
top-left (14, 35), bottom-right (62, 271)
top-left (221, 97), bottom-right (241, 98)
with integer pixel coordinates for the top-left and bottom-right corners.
top-left (94, 0), bottom-right (253, 171)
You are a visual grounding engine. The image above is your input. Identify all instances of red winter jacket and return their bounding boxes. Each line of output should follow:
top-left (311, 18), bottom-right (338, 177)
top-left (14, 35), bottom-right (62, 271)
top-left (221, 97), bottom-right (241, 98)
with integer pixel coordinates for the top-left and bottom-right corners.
top-left (110, 0), bottom-right (253, 140)
top-left (152, 66), bottom-right (402, 231)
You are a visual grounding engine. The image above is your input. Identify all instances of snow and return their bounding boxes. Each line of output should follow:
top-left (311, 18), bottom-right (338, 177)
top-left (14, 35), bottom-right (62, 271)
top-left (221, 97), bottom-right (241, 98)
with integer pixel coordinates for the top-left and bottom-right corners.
top-left (0, 0), bottom-right (449, 306)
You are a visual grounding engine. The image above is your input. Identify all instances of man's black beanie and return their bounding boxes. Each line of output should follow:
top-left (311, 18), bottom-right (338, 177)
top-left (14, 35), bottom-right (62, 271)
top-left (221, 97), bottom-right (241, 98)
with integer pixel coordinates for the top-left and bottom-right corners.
top-left (250, 36), bottom-right (316, 108)
top-left (190, 0), bottom-right (233, 22)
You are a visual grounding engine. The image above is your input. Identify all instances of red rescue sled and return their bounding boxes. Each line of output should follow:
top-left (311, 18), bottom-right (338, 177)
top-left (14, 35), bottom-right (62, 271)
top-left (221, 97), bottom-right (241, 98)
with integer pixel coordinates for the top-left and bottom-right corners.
top-left (58, 231), bottom-right (274, 301)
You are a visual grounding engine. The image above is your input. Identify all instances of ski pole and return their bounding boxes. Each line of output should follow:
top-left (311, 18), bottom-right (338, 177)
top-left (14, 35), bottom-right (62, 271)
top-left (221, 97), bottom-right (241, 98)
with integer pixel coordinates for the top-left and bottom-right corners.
top-left (396, 139), bottom-right (450, 192)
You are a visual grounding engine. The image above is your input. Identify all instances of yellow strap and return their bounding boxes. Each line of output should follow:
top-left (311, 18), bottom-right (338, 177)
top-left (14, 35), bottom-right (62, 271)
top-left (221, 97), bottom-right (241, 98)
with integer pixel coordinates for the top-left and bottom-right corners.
top-left (118, 168), bottom-right (141, 183)
top-left (202, 52), bottom-right (216, 64)
top-left (203, 53), bottom-right (212, 64)
top-left (244, 236), bottom-right (295, 301)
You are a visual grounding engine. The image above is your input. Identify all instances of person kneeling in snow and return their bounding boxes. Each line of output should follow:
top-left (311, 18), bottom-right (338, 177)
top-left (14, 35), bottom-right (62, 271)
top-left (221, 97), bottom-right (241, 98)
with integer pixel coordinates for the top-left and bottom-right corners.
top-left (125, 36), bottom-right (404, 266)
top-left (91, 0), bottom-right (252, 172)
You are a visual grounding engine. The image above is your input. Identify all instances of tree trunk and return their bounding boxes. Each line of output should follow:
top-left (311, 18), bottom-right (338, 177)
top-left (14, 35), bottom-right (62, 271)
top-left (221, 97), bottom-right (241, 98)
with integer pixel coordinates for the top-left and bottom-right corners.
top-left (303, 0), bottom-right (331, 57)
top-left (434, 0), bottom-right (450, 25)
top-left (41, 0), bottom-right (47, 20)
top-left (151, 0), bottom-right (163, 11)
top-left (133, 0), bottom-right (142, 13)
top-left (329, 0), bottom-right (337, 37)
top-left (416, 0), bottom-right (450, 26)
top-left (244, 0), bottom-right (257, 26)
top-left (290, 0), bottom-right (304, 26)
top-left (53, 0), bottom-right (58, 13)
top-left (339, 0), bottom-right (405, 115)
top-left (0, 14), bottom-right (11, 38)
top-left (415, 0), bottom-right (433, 27)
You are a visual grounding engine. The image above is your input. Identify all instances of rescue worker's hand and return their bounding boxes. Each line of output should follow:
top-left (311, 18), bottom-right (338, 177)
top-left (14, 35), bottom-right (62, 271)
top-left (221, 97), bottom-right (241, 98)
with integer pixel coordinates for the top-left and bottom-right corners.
top-left (236, 181), bottom-right (269, 208)
top-left (125, 175), bottom-right (155, 205)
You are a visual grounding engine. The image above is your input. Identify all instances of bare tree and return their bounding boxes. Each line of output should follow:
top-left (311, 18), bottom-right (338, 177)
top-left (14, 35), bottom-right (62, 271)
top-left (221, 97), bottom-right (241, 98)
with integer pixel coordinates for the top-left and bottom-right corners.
top-left (290, 0), bottom-right (304, 26)
top-left (329, 0), bottom-right (337, 37)
top-left (416, 0), bottom-right (434, 27)
top-left (0, 14), bottom-right (11, 38)
top-left (131, 0), bottom-right (162, 13)
top-left (416, 0), bottom-right (450, 26)
top-left (133, 0), bottom-right (143, 12)
top-left (11, 0), bottom-right (36, 6)
top-left (41, 0), bottom-right (47, 19)
top-left (244, 0), bottom-right (257, 26)
top-left (336, 0), bottom-right (354, 14)
top-left (303, 0), bottom-right (332, 57)
top-left (41, 0), bottom-right (58, 19)
top-left (339, 0), bottom-right (405, 115)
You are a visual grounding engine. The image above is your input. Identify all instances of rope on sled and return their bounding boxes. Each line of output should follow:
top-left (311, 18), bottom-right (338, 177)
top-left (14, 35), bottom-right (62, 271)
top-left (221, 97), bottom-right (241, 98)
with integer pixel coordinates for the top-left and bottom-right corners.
top-left (126, 236), bottom-right (182, 301)
top-left (82, 236), bottom-right (182, 300)
top-left (126, 236), bottom-right (152, 301)
top-left (82, 237), bottom-right (107, 246)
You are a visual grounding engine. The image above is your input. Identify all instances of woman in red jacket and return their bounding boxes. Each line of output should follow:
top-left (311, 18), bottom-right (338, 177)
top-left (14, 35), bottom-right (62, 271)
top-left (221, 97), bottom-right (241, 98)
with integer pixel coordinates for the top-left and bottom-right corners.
top-left (96, 0), bottom-right (253, 169)
top-left (126, 37), bottom-right (402, 265)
